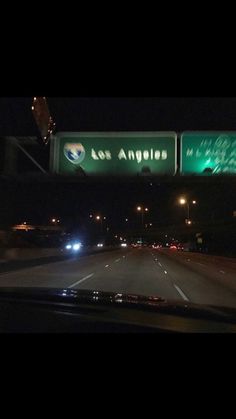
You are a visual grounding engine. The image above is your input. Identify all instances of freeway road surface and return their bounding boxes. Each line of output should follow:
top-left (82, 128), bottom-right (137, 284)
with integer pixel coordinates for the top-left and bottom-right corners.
top-left (1, 247), bottom-right (236, 308)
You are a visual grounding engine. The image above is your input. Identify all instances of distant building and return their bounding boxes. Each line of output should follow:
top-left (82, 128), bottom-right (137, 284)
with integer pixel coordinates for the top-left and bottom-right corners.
top-left (12, 223), bottom-right (64, 232)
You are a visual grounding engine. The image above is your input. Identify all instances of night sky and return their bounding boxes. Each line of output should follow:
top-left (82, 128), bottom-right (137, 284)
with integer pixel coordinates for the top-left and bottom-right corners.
top-left (2, 98), bottom-right (236, 134)
top-left (1, 97), bottom-right (236, 231)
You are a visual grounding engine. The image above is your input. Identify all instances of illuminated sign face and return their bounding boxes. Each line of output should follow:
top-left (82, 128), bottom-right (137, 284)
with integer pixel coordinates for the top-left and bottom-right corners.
top-left (51, 132), bottom-right (177, 176)
top-left (181, 132), bottom-right (236, 175)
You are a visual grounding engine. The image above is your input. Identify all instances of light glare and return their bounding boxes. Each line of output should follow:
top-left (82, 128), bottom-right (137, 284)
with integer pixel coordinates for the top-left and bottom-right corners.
top-left (73, 243), bottom-right (81, 250)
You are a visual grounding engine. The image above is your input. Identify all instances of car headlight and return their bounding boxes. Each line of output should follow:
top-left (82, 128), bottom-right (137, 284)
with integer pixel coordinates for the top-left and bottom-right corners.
top-left (66, 244), bottom-right (72, 250)
top-left (73, 243), bottom-right (81, 251)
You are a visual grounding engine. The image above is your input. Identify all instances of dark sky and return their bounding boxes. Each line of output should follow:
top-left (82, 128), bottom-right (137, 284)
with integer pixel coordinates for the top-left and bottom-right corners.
top-left (1, 176), bottom-right (235, 228)
top-left (2, 97), bottom-right (236, 134)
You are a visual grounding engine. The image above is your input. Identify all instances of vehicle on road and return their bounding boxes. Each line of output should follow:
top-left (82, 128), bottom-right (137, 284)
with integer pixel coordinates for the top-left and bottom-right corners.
top-left (65, 241), bottom-right (82, 252)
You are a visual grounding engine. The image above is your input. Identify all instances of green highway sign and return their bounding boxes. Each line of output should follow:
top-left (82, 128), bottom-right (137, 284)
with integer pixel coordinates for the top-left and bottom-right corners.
top-left (181, 132), bottom-right (236, 175)
top-left (50, 132), bottom-right (177, 176)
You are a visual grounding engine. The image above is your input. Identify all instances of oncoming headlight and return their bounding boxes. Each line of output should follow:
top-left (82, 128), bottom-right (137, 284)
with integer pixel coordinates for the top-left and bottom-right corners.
top-left (73, 243), bottom-right (81, 251)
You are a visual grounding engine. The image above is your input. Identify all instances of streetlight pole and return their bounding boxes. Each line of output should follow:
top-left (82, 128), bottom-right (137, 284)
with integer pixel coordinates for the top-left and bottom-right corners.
top-left (141, 210), bottom-right (144, 227)
top-left (137, 206), bottom-right (148, 229)
top-left (186, 202), bottom-right (190, 220)
top-left (95, 215), bottom-right (106, 233)
top-left (179, 197), bottom-right (196, 224)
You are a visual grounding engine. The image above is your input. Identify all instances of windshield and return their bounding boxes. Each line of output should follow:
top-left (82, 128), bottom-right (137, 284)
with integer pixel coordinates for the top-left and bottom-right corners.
top-left (1, 98), bottom-right (236, 325)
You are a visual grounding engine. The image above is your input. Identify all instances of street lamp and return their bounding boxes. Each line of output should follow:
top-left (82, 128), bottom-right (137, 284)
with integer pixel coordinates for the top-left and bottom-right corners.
top-left (137, 206), bottom-right (143, 227)
top-left (95, 215), bottom-right (104, 232)
top-left (179, 197), bottom-right (196, 221)
top-left (179, 198), bottom-right (190, 219)
top-left (136, 206), bottom-right (149, 227)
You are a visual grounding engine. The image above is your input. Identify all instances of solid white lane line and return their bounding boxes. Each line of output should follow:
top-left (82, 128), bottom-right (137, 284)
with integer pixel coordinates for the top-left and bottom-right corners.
top-left (173, 284), bottom-right (189, 301)
top-left (158, 262), bottom-right (162, 267)
top-left (115, 259), bottom-right (120, 262)
top-left (68, 273), bottom-right (94, 288)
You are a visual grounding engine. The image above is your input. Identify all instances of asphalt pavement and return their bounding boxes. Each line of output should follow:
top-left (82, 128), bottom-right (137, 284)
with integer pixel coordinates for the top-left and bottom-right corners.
top-left (1, 247), bottom-right (236, 307)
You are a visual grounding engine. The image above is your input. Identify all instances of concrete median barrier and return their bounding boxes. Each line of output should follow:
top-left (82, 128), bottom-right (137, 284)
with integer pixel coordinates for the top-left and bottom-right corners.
top-left (0, 245), bottom-right (120, 264)
top-left (1, 248), bottom-right (63, 261)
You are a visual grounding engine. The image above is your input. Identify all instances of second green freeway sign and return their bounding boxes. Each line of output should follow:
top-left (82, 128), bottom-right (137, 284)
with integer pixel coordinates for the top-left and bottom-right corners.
top-left (181, 132), bottom-right (236, 175)
top-left (50, 132), bottom-right (177, 176)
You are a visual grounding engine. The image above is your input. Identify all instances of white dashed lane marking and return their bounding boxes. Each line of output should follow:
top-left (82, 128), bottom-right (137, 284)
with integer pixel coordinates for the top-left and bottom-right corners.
top-left (68, 273), bottom-right (94, 289)
top-left (173, 284), bottom-right (189, 301)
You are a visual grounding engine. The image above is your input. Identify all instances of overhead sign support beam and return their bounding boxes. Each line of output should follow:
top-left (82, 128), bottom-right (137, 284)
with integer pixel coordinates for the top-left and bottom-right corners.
top-left (31, 97), bottom-right (56, 145)
top-left (3, 137), bottom-right (47, 175)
